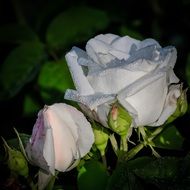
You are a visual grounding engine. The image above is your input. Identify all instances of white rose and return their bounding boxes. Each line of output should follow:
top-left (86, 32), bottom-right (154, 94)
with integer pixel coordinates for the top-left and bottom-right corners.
top-left (25, 103), bottom-right (94, 174)
top-left (64, 34), bottom-right (181, 127)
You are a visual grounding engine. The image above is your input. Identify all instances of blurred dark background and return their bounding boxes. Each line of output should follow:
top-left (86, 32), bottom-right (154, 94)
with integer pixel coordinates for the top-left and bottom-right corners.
top-left (0, 0), bottom-right (190, 189)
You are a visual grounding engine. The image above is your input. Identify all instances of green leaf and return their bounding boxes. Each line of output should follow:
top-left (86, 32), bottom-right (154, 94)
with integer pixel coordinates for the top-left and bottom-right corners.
top-left (133, 157), bottom-right (181, 189)
top-left (133, 157), bottom-right (179, 180)
top-left (46, 6), bottom-right (109, 49)
top-left (0, 42), bottom-right (45, 99)
top-left (38, 59), bottom-right (74, 103)
top-left (152, 125), bottom-right (184, 150)
top-left (0, 23), bottom-right (39, 44)
top-left (23, 94), bottom-right (41, 116)
top-left (106, 161), bottom-right (144, 190)
top-left (78, 160), bottom-right (109, 190)
top-left (186, 53), bottom-right (190, 87)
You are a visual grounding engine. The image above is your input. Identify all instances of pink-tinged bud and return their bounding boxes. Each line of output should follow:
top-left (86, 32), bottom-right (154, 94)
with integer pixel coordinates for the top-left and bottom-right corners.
top-left (108, 103), bottom-right (132, 137)
top-left (26, 103), bottom-right (94, 175)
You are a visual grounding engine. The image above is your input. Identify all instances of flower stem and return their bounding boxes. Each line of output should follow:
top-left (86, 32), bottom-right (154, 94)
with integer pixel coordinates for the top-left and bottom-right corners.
top-left (123, 125), bottom-right (166, 161)
top-left (101, 154), bottom-right (107, 168)
top-left (120, 135), bottom-right (128, 152)
top-left (124, 143), bottom-right (144, 161)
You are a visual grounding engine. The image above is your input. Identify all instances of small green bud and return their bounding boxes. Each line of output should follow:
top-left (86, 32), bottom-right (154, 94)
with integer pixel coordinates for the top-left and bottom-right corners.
top-left (108, 102), bottom-right (132, 137)
top-left (92, 123), bottom-right (109, 156)
top-left (166, 89), bottom-right (188, 124)
top-left (2, 138), bottom-right (29, 177)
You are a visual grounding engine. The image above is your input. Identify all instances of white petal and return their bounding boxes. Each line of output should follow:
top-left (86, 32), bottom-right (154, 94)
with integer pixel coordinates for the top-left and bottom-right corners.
top-left (125, 75), bottom-right (168, 126)
top-left (65, 49), bottom-right (94, 95)
top-left (111, 36), bottom-right (140, 54)
top-left (66, 105), bottom-right (94, 158)
top-left (86, 39), bottom-right (115, 64)
top-left (45, 104), bottom-right (78, 172)
top-left (65, 89), bottom-right (115, 110)
top-left (159, 47), bottom-right (177, 69)
top-left (109, 49), bottom-right (130, 60)
top-left (94, 33), bottom-right (119, 44)
top-left (96, 103), bottom-right (111, 127)
top-left (150, 85), bottom-right (181, 126)
top-left (168, 69), bottom-right (179, 83)
top-left (42, 126), bottom-right (55, 175)
top-left (87, 67), bottom-right (146, 94)
top-left (138, 38), bottom-right (161, 49)
top-left (117, 71), bottom-right (168, 126)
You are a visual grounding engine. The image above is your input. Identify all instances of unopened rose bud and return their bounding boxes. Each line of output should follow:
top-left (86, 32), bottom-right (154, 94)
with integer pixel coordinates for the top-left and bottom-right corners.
top-left (93, 123), bottom-right (109, 156)
top-left (2, 138), bottom-right (28, 177)
top-left (108, 103), bottom-right (132, 137)
top-left (166, 88), bottom-right (188, 124)
top-left (25, 103), bottom-right (94, 175)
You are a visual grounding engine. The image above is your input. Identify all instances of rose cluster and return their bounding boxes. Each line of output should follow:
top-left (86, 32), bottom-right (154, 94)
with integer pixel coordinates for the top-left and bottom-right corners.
top-left (26, 34), bottom-right (183, 179)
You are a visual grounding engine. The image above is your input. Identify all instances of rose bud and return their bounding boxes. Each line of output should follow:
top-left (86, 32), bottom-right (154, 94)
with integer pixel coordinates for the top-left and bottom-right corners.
top-left (2, 138), bottom-right (28, 177)
top-left (108, 103), bottom-right (132, 137)
top-left (25, 103), bottom-right (94, 175)
top-left (92, 123), bottom-right (109, 156)
top-left (166, 87), bottom-right (188, 124)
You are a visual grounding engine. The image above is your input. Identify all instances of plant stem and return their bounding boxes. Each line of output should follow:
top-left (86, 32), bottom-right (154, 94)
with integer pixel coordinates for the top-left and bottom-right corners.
top-left (123, 125), bottom-right (166, 161)
top-left (120, 135), bottom-right (128, 152)
top-left (124, 143), bottom-right (144, 161)
top-left (101, 154), bottom-right (107, 168)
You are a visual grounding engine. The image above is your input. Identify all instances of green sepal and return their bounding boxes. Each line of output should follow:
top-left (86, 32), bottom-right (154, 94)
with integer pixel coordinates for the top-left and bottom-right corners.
top-left (2, 137), bottom-right (29, 177)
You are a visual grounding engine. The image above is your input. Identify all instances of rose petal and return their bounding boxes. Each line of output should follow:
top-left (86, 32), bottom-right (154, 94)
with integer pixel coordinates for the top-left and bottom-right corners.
top-left (25, 110), bottom-right (49, 172)
top-left (86, 39), bottom-right (115, 64)
top-left (87, 67), bottom-right (146, 94)
top-left (117, 70), bottom-right (168, 126)
top-left (45, 104), bottom-right (78, 172)
top-left (94, 33), bottom-right (119, 44)
top-left (65, 49), bottom-right (94, 96)
top-left (111, 36), bottom-right (140, 54)
top-left (125, 75), bottom-right (168, 126)
top-left (66, 105), bottom-right (94, 158)
top-left (42, 125), bottom-right (55, 174)
top-left (64, 89), bottom-right (115, 110)
top-left (150, 85), bottom-right (181, 126)
top-left (138, 38), bottom-right (161, 49)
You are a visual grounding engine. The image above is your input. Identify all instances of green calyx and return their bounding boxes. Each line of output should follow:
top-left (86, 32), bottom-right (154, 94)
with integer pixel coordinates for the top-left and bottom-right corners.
top-left (92, 123), bottom-right (109, 156)
top-left (2, 138), bottom-right (29, 177)
top-left (166, 88), bottom-right (188, 124)
top-left (108, 102), bottom-right (132, 137)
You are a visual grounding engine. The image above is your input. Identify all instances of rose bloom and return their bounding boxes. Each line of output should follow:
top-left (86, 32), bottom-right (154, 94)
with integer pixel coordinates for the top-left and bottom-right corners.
top-left (64, 34), bottom-right (181, 127)
top-left (25, 103), bottom-right (94, 174)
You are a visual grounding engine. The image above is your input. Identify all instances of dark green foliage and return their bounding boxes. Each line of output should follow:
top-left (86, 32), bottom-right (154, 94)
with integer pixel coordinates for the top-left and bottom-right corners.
top-left (78, 160), bottom-right (109, 190)
top-left (0, 42), bottom-right (45, 99)
top-left (107, 155), bottom-right (190, 190)
top-left (46, 6), bottom-right (109, 49)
